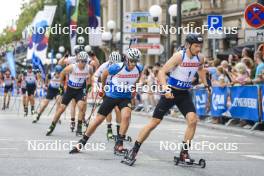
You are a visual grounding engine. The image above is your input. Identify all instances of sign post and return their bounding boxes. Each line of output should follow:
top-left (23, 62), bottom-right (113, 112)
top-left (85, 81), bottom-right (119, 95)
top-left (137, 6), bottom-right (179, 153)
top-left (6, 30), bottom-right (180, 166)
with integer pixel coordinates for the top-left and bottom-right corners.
top-left (207, 15), bottom-right (223, 58)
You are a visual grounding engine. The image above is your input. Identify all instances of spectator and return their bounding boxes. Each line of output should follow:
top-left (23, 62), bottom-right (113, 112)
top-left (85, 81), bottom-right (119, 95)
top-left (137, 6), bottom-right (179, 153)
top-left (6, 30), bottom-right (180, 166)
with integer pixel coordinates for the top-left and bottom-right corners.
top-left (212, 66), bottom-right (231, 87)
top-left (220, 60), bottom-right (229, 72)
top-left (232, 62), bottom-right (251, 86)
top-left (254, 51), bottom-right (264, 80)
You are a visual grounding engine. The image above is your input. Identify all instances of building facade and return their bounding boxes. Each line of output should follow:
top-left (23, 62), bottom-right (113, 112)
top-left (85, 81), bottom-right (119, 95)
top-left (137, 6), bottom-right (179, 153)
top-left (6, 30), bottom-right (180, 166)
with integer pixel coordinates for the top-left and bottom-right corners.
top-left (100, 0), bottom-right (259, 65)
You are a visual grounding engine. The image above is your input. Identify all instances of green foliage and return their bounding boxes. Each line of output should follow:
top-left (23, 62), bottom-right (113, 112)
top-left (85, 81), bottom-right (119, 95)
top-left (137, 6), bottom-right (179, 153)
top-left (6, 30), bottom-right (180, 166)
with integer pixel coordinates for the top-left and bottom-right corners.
top-left (0, 0), bottom-right (44, 45)
top-left (0, 0), bottom-right (105, 63)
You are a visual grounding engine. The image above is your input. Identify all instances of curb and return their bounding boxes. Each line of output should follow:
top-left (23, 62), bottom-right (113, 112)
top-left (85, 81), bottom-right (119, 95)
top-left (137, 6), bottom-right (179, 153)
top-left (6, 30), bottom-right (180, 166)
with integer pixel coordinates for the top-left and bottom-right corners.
top-left (133, 112), bottom-right (264, 138)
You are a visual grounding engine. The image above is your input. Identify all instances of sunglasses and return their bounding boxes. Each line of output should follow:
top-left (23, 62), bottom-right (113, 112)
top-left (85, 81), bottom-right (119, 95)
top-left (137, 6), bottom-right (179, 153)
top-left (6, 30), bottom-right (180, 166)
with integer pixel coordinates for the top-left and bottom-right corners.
top-left (129, 60), bottom-right (137, 64)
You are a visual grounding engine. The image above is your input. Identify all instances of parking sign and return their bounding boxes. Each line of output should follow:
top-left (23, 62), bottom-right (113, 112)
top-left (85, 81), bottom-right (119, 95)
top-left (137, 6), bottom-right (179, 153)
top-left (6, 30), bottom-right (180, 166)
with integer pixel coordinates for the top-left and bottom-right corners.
top-left (208, 15), bottom-right (223, 30)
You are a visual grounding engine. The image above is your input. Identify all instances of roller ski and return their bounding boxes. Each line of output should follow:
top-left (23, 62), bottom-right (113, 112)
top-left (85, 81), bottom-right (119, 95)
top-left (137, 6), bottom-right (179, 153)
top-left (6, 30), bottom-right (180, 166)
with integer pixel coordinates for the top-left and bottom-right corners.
top-left (106, 128), bottom-right (114, 140)
top-left (121, 148), bottom-right (137, 166)
top-left (173, 151), bottom-right (206, 168)
top-left (114, 144), bottom-right (128, 156)
top-left (46, 123), bottom-right (56, 136)
top-left (32, 114), bottom-right (41, 123)
top-left (69, 135), bottom-right (89, 154)
top-left (70, 120), bottom-right (75, 132)
top-left (113, 135), bottom-right (132, 142)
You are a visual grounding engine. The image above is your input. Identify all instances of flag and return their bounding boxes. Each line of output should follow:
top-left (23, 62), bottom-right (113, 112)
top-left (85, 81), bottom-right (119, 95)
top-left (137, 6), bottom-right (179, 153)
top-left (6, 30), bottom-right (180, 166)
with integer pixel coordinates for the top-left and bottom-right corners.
top-left (65, 0), bottom-right (76, 25)
top-left (70, 0), bottom-right (79, 55)
top-left (88, 0), bottom-right (102, 46)
top-left (27, 6), bottom-right (57, 80)
top-left (5, 52), bottom-right (16, 78)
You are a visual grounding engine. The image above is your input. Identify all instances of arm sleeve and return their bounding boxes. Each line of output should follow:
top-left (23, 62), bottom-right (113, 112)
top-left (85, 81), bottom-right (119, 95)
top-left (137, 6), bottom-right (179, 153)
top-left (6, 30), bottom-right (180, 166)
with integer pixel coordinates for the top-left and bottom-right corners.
top-left (136, 64), bottom-right (144, 73)
top-left (108, 63), bottom-right (122, 75)
top-left (255, 67), bottom-right (260, 79)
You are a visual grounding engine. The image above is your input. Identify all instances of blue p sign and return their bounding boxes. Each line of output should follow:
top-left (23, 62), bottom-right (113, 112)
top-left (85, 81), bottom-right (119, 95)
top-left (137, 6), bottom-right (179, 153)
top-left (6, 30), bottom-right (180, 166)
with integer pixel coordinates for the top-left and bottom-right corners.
top-left (208, 15), bottom-right (223, 30)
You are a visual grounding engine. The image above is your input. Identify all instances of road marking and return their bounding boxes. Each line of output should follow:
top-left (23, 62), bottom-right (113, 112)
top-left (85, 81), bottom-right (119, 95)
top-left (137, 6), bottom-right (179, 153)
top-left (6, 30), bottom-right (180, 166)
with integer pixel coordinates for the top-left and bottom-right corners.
top-left (0, 148), bottom-right (18, 150)
top-left (227, 152), bottom-right (262, 155)
top-left (243, 155), bottom-right (264, 160)
top-left (196, 135), bottom-right (228, 139)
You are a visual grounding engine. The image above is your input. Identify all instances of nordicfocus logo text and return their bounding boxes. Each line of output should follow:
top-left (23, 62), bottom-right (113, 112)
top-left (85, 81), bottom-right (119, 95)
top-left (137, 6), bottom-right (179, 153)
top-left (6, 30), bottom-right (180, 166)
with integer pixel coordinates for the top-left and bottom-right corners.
top-left (232, 98), bottom-right (257, 108)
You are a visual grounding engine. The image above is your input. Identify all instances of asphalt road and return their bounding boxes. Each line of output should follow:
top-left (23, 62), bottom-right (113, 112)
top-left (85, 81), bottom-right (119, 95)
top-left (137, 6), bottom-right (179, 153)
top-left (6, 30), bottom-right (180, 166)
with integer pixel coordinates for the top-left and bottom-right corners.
top-left (0, 98), bottom-right (264, 176)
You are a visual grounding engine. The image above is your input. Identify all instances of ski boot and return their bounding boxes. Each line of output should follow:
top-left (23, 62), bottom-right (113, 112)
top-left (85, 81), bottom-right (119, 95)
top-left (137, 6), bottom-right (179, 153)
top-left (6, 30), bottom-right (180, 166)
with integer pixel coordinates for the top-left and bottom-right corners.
top-left (32, 113), bottom-right (41, 123)
top-left (24, 107), bottom-right (28, 117)
top-left (121, 148), bottom-right (137, 166)
top-left (70, 120), bottom-right (75, 132)
top-left (69, 135), bottom-right (89, 154)
top-left (46, 122), bottom-right (56, 136)
top-left (31, 108), bottom-right (35, 115)
top-left (114, 144), bottom-right (128, 156)
top-left (106, 128), bottom-right (114, 140)
top-left (2, 104), bottom-right (5, 110)
top-left (173, 150), bottom-right (206, 168)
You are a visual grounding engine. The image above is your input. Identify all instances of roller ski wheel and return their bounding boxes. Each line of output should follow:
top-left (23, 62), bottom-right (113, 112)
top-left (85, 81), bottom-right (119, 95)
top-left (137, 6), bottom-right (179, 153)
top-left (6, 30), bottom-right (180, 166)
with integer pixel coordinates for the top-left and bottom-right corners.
top-left (69, 138), bottom-right (87, 154)
top-left (70, 121), bottom-right (75, 132)
top-left (199, 159), bottom-right (206, 168)
top-left (114, 145), bottom-right (128, 156)
top-left (69, 145), bottom-right (81, 154)
top-left (121, 149), bottom-right (137, 166)
top-left (173, 156), bottom-right (206, 168)
top-left (46, 123), bottom-right (56, 136)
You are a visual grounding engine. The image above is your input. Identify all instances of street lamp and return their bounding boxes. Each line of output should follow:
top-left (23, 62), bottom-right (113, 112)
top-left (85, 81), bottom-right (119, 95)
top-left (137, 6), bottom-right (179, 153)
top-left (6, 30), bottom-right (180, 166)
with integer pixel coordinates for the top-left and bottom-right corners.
top-left (102, 32), bottom-right (113, 52)
top-left (168, 4), bottom-right (177, 24)
top-left (84, 45), bottom-right (92, 53)
top-left (56, 53), bottom-right (62, 60)
top-left (115, 32), bottom-right (121, 42)
top-left (47, 52), bottom-right (52, 59)
top-left (107, 20), bottom-right (116, 32)
top-left (58, 46), bottom-right (65, 53)
top-left (107, 20), bottom-right (116, 52)
top-left (77, 36), bottom-right (85, 45)
top-left (149, 5), bottom-right (162, 23)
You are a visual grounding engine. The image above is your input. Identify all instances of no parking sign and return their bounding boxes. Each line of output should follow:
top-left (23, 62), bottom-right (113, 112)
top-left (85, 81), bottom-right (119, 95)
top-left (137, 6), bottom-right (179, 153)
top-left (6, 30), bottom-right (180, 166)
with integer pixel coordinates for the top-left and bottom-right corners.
top-left (245, 3), bottom-right (264, 28)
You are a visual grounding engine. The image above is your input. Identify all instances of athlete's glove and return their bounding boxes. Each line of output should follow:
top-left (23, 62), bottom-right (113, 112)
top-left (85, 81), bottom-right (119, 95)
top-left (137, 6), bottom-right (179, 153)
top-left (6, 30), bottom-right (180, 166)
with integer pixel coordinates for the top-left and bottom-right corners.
top-left (58, 86), bottom-right (64, 95)
top-left (131, 86), bottom-right (137, 98)
top-left (163, 85), bottom-right (174, 99)
top-left (98, 89), bottom-right (105, 98)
